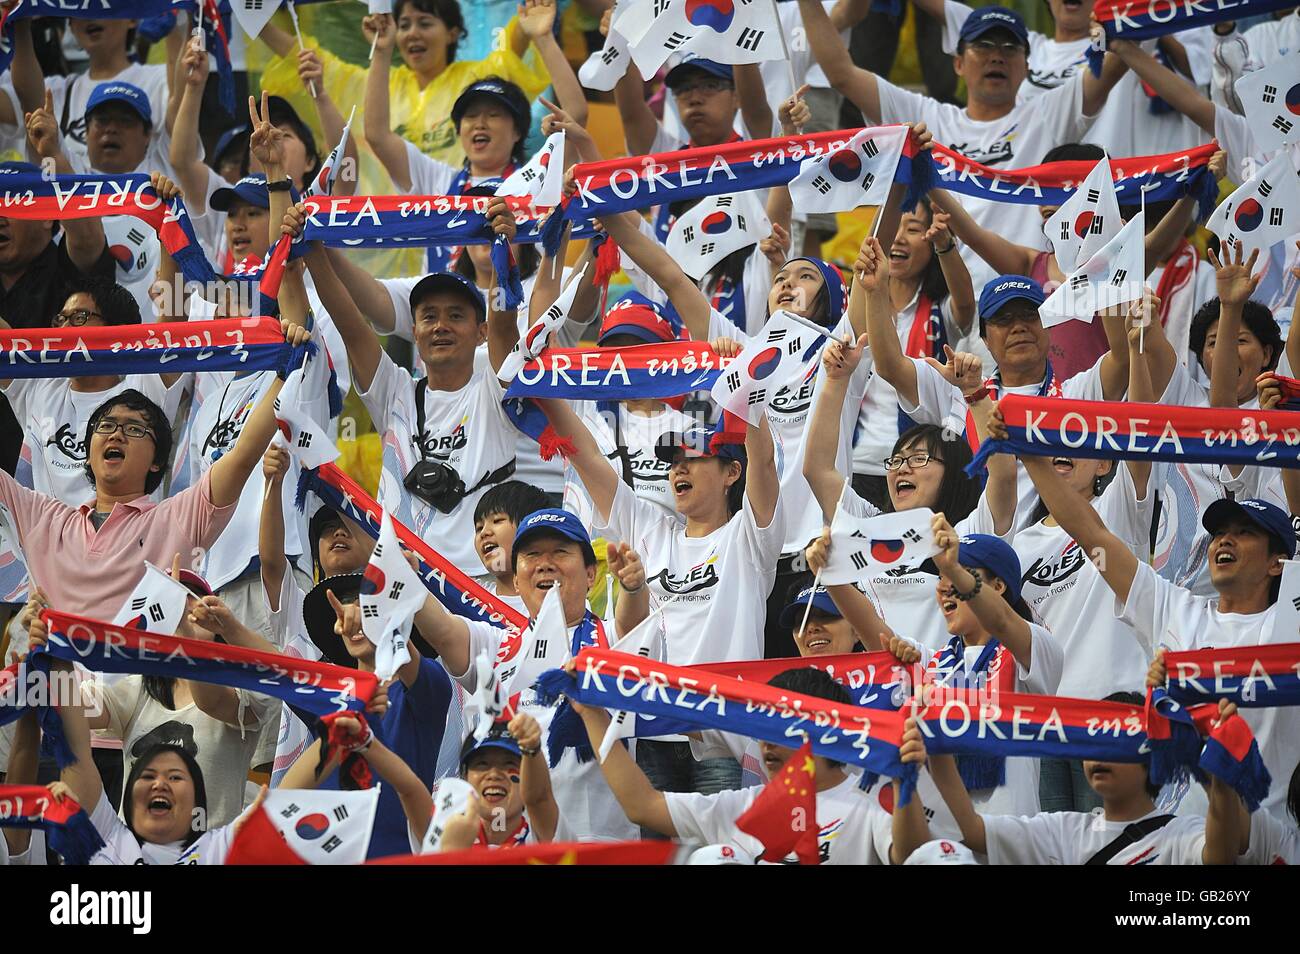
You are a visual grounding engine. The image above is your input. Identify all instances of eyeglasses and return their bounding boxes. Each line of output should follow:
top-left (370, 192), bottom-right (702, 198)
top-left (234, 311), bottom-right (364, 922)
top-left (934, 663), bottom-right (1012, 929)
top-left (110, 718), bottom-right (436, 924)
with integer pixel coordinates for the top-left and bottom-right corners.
top-left (93, 418), bottom-right (156, 441)
top-left (967, 38), bottom-right (1026, 56)
top-left (884, 452), bottom-right (940, 471)
top-left (53, 309), bottom-right (102, 327)
top-left (671, 78), bottom-right (733, 97)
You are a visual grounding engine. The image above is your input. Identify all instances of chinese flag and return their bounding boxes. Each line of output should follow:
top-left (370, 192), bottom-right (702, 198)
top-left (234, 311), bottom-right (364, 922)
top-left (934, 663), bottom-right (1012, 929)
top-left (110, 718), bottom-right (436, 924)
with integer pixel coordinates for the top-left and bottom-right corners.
top-left (735, 740), bottom-right (820, 865)
top-left (225, 806), bottom-right (308, 866)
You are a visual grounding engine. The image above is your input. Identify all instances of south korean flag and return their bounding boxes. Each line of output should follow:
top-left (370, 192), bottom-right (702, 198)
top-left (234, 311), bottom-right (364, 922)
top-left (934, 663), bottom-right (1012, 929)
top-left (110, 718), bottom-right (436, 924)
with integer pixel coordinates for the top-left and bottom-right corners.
top-left (420, 777), bottom-right (477, 854)
top-left (788, 125), bottom-right (908, 215)
top-left (470, 648), bottom-right (508, 743)
top-left (1207, 151), bottom-right (1300, 262)
top-left (710, 310), bottom-right (829, 424)
top-left (1235, 51), bottom-right (1300, 154)
top-left (1268, 559), bottom-right (1300, 642)
top-left (597, 609), bottom-right (668, 762)
top-left (227, 0), bottom-right (285, 50)
top-left (1044, 156), bottom-right (1121, 273)
top-left (360, 508), bottom-right (426, 681)
top-left (273, 346), bottom-right (339, 471)
top-left (580, 19), bottom-right (631, 91)
top-left (496, 130), bottom-right (565, 208)
top-left (667, 192), bottom-right (770, 280)
top-left (498, 261), bottom-right (590, 382)
top-left (1040, 210), bottom-right (1145, 328)
top-left (822, 503), bottom-right (938, 586)
top-left (630, 0), bottom-right (784, 76)
top-left (263, 787), bottom-right (380, 866)
top-left (111, 561), bottom-right (192, 634)
top-left (498, 585), bottom-right (567, 703)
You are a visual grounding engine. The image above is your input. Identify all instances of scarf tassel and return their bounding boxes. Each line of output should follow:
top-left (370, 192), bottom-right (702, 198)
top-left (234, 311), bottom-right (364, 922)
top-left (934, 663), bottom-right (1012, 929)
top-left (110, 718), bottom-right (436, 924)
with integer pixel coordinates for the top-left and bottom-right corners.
top-left (1200, 720), bottom-right (1273, 813)
top-left (545, 700), bottom-right (595, 767)
top-left (538, 424), bottom-right (577, 462)
top-left (591, 233), bottom-right (622, 288)
top-left (490, 235), bottom-right (525, 311)
top-left (901, 151), bottom-right (941, 213)
top-left (539, 204), bottom-right (569, 259)
top-left (278, 337), bottom-right (319, 381)
top-left (295, 465), bottom-right (320, 513)
top-left (1086, 44), bottom-right (1105, 78)
top-left (956, 753), bottom-right (1007, 792)
top-left (48, 810), bottom-right (107, 866)
top-left (1192, 167), bottom-right (1220, 223)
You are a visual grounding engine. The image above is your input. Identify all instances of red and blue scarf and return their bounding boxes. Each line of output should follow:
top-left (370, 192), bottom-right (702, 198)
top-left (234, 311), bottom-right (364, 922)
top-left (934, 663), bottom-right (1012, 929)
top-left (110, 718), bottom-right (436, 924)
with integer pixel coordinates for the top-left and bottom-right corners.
top-left (0, 317), bottom-right (300, 380)
top-left (295, 462), bottom-right (527, 634)
top-left (0, 168), bottom-right (216, 287)
top-left (504, 341), bottom-right (729, 402)
top-left (0, 785), bottom-right (105, 866)
top-left (922, 142), bottom-right (1220, 222)
top-left (925, 637), bottom-right (1018, 790)
top-left (968, 393), bottom-right (1300, 476)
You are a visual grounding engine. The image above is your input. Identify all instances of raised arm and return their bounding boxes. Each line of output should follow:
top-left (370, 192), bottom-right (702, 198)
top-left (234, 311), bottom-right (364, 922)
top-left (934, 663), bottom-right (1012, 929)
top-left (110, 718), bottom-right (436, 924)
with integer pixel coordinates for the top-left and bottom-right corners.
top-left (928, 748), bottom-right (988, 854)
top-left (1123, 295), bottom-right (1157, 493)
top-left (484, 198), bottom-right (522, 375)
top-left (536, 397), bottom-right (621, 521)
top-left (745, 413), bottom-right (779, 528)
top-left (734, 63), bottom-right (774, 140)
top-left (575, 700), bottom-right (675, 835)
top-left (1288, 241), bottom-right (1300, 377)
top-left (25, 89), bottom-right (106, 270)
top-left (928, 190), bottom-right (1039, 278)
top-left (341, 714), bottom-right (433, 841)
top-left (1108, 38), bottom-right (1215, 135)
top-left (997, 410), bottom-right (1141, 605)
top-left (890, 717), bottom-right (933, 863)
top-left (608, 543), bottom-right (650, 640)
top-left (361, 14), bottom-right (413, 190)
top-left (27, 617), bottom-right (103, 814)
top-left (802, 334), bottom-right (867, 517)
top-left (858, 235), bottom-right (918, 403)
top-left (258, 445), bottom-right (291, 608)
top-left (597, 209), bottom-right (714, 342)
top-left (613, 63), bottom-right (659, 157)
top-left (7, 20), bottom-right (42, 126)
top-left (410, 593), bottom-right (473, 683)
top-left (169, 36), bottom-right (212, 212)
top-left (1208, 242), bottom-right (1263, 409)
top-left (1080, 47), bottom-right (1130, 118)
top-left (298, 49), bottom-right (360, 197)
top-left (798, 0), bottom-right (880, 122)
top-left (519, 0), bottom-right (588, 126)
top-left (508, 711), bottom-right (559, 842)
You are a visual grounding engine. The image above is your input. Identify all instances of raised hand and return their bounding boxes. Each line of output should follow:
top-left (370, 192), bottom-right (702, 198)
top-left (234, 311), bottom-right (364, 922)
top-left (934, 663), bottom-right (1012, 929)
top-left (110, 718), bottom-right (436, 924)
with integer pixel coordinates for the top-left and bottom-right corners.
top-left (25, 88), bottom-right (61, 160)
top-left (930, 512), bottom-right (961, 576)
top-left (518, 0), bottom-right (558, 40)
top-left (1208, 239), bottom-right (1262, 309)
top-left (362, 13), bottom-right (396, 52)
top-left (1146, 648), bottom-right (1167, 689)
top-left (759, 223), bottom-right (791, 268)
top-left (263, 444), bottom-right (290, 484)
top-left (804, 528), bottom-right (831, 575)
top-left (853, 235), bottom-right (889, 294)
top-left (182, 34), bottom-right (209, 87)
top-left (607, 542), bottom-right (646, 594)
top-left (924, 209), bottom-right (954, 252)
top-left (149, 172), bottom-right (183, 202)
top-left (486, 196), bottom-right (518, 243)
top-left (822, 332), bottom-right (869, 381)
top-left (298, 48), bottom-right (325, 98)
top-left (281, 201), bottom-right (309, 239)
top-left (248, 91), bottom-right (287, 172)
top-left (1257, 372), bottom-right (1283, 411)
top-left (779, 84), bottom-right (811, 135)
top-left (508, 711), bottom-right (543, 754)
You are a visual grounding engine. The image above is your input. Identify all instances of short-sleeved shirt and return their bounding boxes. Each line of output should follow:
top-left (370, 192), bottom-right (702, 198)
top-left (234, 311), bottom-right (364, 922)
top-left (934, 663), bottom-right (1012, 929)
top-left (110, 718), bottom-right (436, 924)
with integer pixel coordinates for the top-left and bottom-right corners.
top-left (87, 784), bottom-right (240, 865)
top-left (666, 774), bottom-right (895, 864)
top-left (984, 809), bottom-right (1207, 865)
top-left (594, 478), bottom-right (785, 665)
top-left (1242, 809), bottom-right (1300, 865)
top-left (358, 351), bottom-right (518, 576)
top-left (568, 401), bottom-right (697, 519)
top-left (0, 468), bottom-right (235, 617)
top-left (47, 64), bottom-right (170, 171)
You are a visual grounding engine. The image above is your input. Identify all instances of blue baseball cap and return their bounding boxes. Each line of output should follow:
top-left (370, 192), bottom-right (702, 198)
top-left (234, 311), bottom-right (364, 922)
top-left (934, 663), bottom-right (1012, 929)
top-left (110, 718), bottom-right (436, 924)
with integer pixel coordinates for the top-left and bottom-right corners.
top-left (512, 508), bottom-right (598, 569)
top-left (655, 413), bottom-right (747, 465)
top-left (212, 124), bottom-right (250, 165)
top-left (958, 5), bottom-right (1030, 48)
top-left (459, 725), bottom-right (522, 769)
top-left (665, 56), bottom-right (734, 89)
top-left (779, 583), bottom-right (842, 629)
top-left (978, 274), bottom-right (1046, 335)
top-left (923, 533), bottom-right (1024, 603)
top-left (409, 271), bottom-right (487, 322)
top-left (85, 82), bottom-right (152, 125)
top-left (1203, 498), bottom-right (1297, 559)
top-left (210, 173), bottom-right (271, 212)
top-left (451, 79), bottom-right (531, 134)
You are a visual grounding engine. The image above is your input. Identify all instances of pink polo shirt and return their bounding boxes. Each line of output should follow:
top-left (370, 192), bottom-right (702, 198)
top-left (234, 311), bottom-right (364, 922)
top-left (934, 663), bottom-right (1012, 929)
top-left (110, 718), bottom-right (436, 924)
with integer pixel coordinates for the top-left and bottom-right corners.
top-left (0, 469), bottom-right (236, 618)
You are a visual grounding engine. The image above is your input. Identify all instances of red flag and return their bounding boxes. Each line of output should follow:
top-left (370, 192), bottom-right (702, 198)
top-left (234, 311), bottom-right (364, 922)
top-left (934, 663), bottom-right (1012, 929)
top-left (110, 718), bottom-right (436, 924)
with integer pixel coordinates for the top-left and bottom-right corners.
top-left (735, 740), bottom-right (820, 865)
top-left (224, 806), bottom-right (308, 866)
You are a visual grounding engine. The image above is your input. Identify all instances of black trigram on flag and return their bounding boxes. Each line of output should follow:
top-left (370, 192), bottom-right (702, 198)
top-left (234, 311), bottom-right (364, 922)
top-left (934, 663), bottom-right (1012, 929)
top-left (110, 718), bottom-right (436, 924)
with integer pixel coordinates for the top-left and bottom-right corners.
top-left (901, 528), bottom-right (922, 543)
top-left (1070, 273), bottom-right (1088, 291)
top-left (747, 388), bottom-right (767, 406)
top-left (520, 168), bottom-right (538, 182)
top-left (812, 175), bottom-right (832, 195)
top-left (1260, 179), bottom-right (1274, 198)
top-left (862, 172), bottom-right (876, 192)
top-left (333, 805), bottom-right (350, 822)
top-left (767, 328), bottom-right (787, 342)
top-left (717, 196), bottom-right (733, 207)
top-left (1086, 188), bottom-right (1100, 203)
top-left (786, 338), bottom-right (802, 355)
top-left (663, 31), bottom-right (688, 50)
top-left (682, 225), bottom-right (695, 244)
top-left (1273, 116), bottom-right (1293, 135)
top-left (245, 0), bottom-right (264, 9)
top-left (543, 304), bottom-right (562, 323)
top-left (1059, 222), bottom-right (1070, 241)
top-left (850, 551), bottom-right (868, 570)
top-left (1110, 268), bottom-right (1128, 286)
top-left (601, 46), bottom-right (620, 65)
top-left (725, 370), bottom-right (741, 391)
top-left (736, 27), bottom-right (764, 51)
top-left (737, 214), bottom-right (747, 230)
top-left (130, 596), bottom-right (148, 611)
top-left (126, 227), bottom-right (147, 245)
top-left (1263, 84), bottom-right (1278, 104)
top-left (862, 139), bottom-right (880, 160)
top-left (1089, 216), bottom-right (1105, 235)
top-left (653, 0), bottom-right (669, 15)
top-left (363, 604), bottom-right (380, 619)
top-left (387, 581), bottom-right (405, 600)
top-left (321, 835), bottom-right (342, 854)
top-left (1271, 208), bottom-right (1284, 226)
top-left (280, 803), bottom-right (301, 819)
top-left (148, 603), bottom-right (165, 623)
top-left (297, 431), bottom-right (313, 449)
top-left (373, 542), bottom-right (384, 558)
top-left (533, 639), bottom-right (548, 659)
top-left (1292, 595), bottom-right (1300, 611)
top-left (700, 242), bottom-right (715, 255)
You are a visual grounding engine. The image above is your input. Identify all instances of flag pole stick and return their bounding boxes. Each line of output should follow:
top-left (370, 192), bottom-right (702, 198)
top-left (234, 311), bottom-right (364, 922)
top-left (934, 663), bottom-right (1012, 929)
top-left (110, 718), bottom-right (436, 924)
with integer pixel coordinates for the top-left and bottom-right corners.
top-left (770, 0), bottom-right (800, 120)
top-left (795, 566), bottom-right (822, 645)
top-left (286, 1), bottom-right (317, 98)
top-left (1139, 187), bottom-right (1146, 354)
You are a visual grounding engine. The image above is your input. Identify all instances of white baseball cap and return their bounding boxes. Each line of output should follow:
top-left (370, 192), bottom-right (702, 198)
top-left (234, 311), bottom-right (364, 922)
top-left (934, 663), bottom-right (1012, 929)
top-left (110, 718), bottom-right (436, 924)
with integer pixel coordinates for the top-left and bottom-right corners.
top-left (904, 839), bottom-right (978, 865)
top-left (686, 843), bottom-right (756, 866)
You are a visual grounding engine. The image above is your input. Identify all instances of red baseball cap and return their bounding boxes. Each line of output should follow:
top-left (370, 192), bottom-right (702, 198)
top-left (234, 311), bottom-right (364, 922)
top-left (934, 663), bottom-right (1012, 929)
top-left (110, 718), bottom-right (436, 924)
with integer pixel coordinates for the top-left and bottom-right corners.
top-left (597, 295), bottom-right (684, 346)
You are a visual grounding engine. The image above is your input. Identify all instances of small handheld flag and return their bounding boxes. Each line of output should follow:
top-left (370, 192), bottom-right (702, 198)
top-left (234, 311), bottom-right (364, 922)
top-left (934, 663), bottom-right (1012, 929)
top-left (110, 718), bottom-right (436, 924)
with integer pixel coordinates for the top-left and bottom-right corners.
top-left (1234, 53), bottom-right (1300, 154)
top-left (735, 740), bottom-right (820, 864)
top-left (709, 310), bottom-right (828, 424)
top-left (788, 125), bottom-right (909, 215)
top-left (1039, 210), bottom-right (1145, 328)
top-left (360, 508), bottom-right (426, 681)
top-left (111, 561), bottom-right (192, 635)
top-left (497, 130), bottom-right (565, 209)
top-left (822, 504), bottom-right (938, 586)
top-left (1044, 155), bottom-right (1122, 273)
top-left (666, 191), bottom-right (770, 280)
top-left (1207, 151), bottom-right (1300, 263)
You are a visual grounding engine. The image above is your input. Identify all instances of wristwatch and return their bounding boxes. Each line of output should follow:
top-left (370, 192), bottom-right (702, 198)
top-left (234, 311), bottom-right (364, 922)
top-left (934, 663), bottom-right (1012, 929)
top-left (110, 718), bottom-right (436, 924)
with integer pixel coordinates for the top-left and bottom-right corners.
top-left (266, 177), bottom-right (294, 194)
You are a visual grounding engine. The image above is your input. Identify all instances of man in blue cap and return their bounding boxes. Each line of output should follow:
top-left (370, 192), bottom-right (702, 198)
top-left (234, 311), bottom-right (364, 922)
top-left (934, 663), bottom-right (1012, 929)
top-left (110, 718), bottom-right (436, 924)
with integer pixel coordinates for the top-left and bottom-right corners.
top-left (1012, 429), bottom-right (1300, 821)
top-left (796, 0), bottom-right (1129, 291)
top-left (208, 174), bottom-right (274, 268)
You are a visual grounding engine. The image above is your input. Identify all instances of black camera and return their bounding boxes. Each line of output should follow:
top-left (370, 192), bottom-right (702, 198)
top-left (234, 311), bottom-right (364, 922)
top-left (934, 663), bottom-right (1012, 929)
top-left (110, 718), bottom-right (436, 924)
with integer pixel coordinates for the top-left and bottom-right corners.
top-left (403, 459), bottom-right (467, 514)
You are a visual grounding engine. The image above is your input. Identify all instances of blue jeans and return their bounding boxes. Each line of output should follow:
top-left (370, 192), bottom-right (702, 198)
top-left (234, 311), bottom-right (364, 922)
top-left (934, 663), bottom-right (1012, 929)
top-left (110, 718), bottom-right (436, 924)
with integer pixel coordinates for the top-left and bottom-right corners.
top-left (635, 740), bottom-right (742, 839)
top-left (1039, 758), bottom-right (1103, 813)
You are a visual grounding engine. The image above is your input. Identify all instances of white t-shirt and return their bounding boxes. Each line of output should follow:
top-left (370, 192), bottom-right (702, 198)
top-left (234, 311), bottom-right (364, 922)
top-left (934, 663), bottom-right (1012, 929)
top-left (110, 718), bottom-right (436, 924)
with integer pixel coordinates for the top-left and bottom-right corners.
top-left (358, 350), bottom-right (520, 578)
top-left (47, 64), bottom-right (169, 171)
top-left (854, 305), bottom-right (966, 478)
top-left (984, 808), bottom-right (1207, 864)
top-left (91, 674), bottom-right (273, 828)
top-left (1012, 462), bottom-right (1154, 698)
top-left (0, 829), bottom-right (45, 866)
top-left (1242, 809), bottom-right (1300, 865)
top-left (1117, 561), bottom-right (1300, 822)
top-left (452, 616), bottom-right (639, 842)
top-left (666, 774), bottom-right (895, 864)
top-left (594, 477), bottom-right (785, 666)
top-left (570, 401), bottom-right (697, 519)
top-left (874, 72), bottom-right (1095, 293)
top-left (87, 784), bottom-right (240, 865)
top-left (2, 374), bottom-right (186, 505)
top-left (841, 483), bottom-right (1005, 653)
top-left (709, 308), bottom-right (871, 555)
